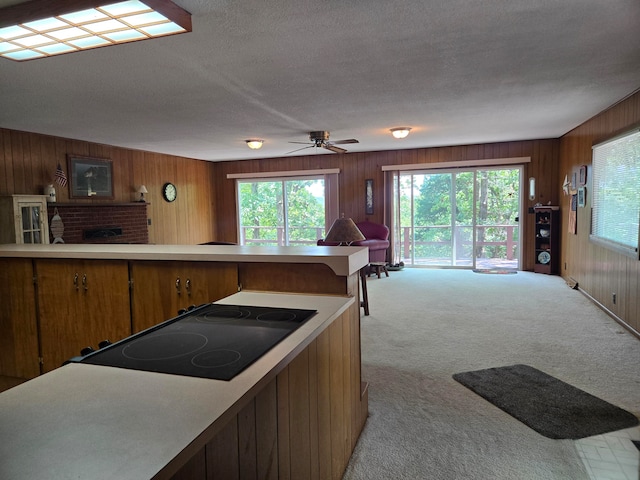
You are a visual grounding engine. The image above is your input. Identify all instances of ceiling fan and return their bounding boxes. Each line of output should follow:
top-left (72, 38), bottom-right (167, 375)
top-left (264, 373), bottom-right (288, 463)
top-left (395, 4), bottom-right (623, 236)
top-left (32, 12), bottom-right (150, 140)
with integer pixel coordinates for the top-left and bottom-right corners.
top-left (287, 131), bottom-right (359, 154)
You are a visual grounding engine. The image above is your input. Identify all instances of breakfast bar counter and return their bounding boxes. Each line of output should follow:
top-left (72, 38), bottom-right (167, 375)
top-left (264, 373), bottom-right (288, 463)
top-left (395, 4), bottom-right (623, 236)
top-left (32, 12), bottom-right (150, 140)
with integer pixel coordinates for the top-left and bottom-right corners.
top-left (0, 243), bottom-right (368, 276)
top-left (0, 291), bottom-right (366, 480)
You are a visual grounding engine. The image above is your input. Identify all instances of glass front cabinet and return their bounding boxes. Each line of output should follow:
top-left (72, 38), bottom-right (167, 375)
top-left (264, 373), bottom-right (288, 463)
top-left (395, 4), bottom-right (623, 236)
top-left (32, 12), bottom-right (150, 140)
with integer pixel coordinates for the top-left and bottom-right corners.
top-left (0, 195), bottom-right (50, 244)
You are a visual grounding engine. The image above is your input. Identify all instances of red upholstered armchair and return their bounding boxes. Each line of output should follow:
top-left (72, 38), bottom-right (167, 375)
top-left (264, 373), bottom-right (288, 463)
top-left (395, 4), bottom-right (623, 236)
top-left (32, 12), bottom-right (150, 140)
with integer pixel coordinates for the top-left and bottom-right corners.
top-left (318, 220), bottom-right (390, 264)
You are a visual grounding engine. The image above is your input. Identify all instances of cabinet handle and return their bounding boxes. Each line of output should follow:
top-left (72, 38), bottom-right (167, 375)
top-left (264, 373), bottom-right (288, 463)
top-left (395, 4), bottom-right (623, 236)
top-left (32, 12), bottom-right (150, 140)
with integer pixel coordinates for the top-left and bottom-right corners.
top-left (175, 277), bottom-right (181, 295)
top-left (82, 274), bottom-right (88, 291)
top-left (185, 278), bottom-right (191, 296)
top-left (73, 273), bottom-right (79, 291)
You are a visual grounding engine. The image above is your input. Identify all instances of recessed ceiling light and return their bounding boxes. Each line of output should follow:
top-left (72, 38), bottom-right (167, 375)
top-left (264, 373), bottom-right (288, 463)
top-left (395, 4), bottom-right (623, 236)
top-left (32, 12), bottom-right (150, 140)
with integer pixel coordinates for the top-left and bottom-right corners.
top-left (0, 0), bottom-right (192, 62)
top-left (390, 127), bottom-right (412, 139)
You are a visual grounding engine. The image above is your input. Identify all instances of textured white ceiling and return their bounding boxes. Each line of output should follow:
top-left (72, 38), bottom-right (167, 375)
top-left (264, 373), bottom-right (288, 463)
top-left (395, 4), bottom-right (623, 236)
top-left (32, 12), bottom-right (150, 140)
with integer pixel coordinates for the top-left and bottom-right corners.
top-left (1, 0), bottom-right (639, 161)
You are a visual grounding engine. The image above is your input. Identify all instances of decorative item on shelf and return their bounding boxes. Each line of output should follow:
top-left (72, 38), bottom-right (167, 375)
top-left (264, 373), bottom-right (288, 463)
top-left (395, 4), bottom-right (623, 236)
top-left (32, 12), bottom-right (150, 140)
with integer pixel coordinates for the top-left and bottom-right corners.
top-left (390, 127), bottom-right (411, 139)
top-left (324, 214), bottom-right (365, 246)
top-left (539, 229), bottom-right (550, 238)
top-left (162, 182), bottom-right (177, 202)
top-left (44, 184), bottom-right (56, 203)
top-left (136, 185), bottom-right (148, 202)
top-left (537, 251), bottom-right (551, 264)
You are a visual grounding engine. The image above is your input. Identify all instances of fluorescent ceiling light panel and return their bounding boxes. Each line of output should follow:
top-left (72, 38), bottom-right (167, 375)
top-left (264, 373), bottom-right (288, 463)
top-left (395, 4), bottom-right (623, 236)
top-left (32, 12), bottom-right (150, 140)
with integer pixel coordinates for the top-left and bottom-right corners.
top-left (0, 0), bottom-right (192, 61)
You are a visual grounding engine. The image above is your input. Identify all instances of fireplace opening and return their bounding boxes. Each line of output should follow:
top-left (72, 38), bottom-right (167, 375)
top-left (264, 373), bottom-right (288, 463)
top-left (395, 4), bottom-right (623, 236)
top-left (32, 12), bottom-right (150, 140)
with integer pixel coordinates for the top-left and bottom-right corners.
top-left (83, 227), bottom-right (123, 240)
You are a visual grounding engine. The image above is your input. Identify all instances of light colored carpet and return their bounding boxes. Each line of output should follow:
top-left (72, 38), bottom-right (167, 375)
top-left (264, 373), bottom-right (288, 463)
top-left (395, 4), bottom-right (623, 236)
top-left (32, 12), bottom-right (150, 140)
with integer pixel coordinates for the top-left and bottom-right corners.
top-left (343, 269), bottom-right (640, 480)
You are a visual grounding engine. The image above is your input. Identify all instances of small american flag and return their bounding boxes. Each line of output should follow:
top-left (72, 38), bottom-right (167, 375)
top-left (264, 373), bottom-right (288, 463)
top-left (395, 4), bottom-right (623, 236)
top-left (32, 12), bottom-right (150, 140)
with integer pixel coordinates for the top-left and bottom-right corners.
top-left (54, 163), bottom-right (68, 187)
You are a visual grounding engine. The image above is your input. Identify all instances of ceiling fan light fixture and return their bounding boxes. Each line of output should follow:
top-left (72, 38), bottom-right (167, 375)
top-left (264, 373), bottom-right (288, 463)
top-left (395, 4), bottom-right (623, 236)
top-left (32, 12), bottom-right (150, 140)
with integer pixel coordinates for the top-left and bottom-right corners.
top-left (0, 0), bottom-right (192, 62)
top-left (245, 139), bottom-right (263, 150)
top-left (390, 127), bottom-right (412, 139)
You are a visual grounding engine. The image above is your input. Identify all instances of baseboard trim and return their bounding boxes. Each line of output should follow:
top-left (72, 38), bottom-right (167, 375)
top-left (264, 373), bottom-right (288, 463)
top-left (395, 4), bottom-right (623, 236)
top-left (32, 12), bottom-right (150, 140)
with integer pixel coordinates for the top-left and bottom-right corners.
top-left (576, 286), bottom-right (640, 340)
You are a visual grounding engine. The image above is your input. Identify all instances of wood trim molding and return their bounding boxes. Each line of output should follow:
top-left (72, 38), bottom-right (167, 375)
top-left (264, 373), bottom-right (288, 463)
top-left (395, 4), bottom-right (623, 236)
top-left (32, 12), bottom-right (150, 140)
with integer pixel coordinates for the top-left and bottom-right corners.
top-left (227, 168), bottom-right (340, 179)
top-left (381, 156), bottom-right (531, 171)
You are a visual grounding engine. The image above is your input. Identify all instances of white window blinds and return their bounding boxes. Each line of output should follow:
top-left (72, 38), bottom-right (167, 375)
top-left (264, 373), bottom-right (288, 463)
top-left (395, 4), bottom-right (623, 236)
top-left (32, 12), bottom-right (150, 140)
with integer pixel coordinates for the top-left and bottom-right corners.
top-left (591, 129), bottom-right (640, 255)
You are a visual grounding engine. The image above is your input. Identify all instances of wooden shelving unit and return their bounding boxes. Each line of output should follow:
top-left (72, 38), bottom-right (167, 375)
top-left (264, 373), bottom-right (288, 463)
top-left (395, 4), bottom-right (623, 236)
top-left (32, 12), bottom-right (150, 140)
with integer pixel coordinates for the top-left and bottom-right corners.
top-left (534, 206), bottom-right (559, 274)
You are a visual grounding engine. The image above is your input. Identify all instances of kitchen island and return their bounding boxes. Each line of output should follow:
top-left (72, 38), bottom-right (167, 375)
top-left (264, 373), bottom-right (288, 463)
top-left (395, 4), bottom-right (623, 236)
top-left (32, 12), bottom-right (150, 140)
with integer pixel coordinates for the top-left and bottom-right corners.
top-left (0, 244), bottom-right (368, 377)
top-left (0, 291), bottom-right (367, 480)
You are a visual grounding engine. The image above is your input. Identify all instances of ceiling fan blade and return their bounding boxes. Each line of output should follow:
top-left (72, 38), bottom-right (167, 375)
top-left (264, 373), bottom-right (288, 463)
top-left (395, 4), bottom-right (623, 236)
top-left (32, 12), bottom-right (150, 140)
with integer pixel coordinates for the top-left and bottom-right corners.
top-left (329, 139), bottom-right (359, 145)
top-left (285, 145), bottom-right (315, 155)
top-left (324, 144), bottom-right (347, 154)
top-left (288, 141), bottom-right (313, 145)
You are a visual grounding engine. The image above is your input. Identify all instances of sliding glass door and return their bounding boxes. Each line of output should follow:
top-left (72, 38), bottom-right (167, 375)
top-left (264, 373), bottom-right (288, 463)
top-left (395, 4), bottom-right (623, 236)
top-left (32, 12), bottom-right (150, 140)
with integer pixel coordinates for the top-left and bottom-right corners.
top-left (394, 167), bottom-right (521, 269)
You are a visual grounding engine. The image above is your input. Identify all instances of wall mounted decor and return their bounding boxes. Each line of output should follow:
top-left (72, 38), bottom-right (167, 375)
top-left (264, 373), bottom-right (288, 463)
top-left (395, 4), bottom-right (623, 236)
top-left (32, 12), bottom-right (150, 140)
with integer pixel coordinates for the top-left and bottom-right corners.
top-left (577, 187), bottom-right (586, 207)
top-left (570, 170), bottom-right (578, 193)
top-left (579, 165), bottom-right (587, 186)
top-left (163, 182), bottom-right (177, 202)
top-left (365, 179), bottom-right (373, 215)
top-left (68, 156), bottom-right (114, 199)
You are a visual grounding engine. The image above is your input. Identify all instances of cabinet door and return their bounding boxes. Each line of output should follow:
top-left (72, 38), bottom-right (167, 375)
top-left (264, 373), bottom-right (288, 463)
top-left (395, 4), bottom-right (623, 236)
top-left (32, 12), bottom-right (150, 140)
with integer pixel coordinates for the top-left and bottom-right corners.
top-left (36, 259), bottom-right (131, 373)
top-left (16, 198), bottom-right (49, 245)
top-left (0, 259), bottom-right (40, 379)
top-left (130, 261), bottom-right (238, 333)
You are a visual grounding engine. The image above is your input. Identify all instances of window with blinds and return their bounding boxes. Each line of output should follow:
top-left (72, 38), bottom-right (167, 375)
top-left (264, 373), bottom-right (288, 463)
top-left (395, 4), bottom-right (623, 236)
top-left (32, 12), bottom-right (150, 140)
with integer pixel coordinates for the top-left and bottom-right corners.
top-left (590, 129), bottom-right (640, 257)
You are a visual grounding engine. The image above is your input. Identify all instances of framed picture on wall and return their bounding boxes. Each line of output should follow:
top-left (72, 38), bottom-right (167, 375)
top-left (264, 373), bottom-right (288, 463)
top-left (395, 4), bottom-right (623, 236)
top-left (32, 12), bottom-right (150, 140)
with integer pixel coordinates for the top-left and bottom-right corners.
top-left (365, 179), bottom-right (374, 215)
top-left (579, 165), bottom-right (587, 186)
top-left (570, 171), bottom-right (578, 192)
top-left (577, 187), bottom-right (586, 207)
top-left (67, 155), bottom-right (114, 199)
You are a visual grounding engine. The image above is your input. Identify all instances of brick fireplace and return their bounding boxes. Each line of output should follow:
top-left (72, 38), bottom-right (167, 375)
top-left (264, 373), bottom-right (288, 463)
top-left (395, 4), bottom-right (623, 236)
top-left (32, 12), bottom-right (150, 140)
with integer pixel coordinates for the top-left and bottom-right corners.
top-left (47, 203), bottom-right (149, 244)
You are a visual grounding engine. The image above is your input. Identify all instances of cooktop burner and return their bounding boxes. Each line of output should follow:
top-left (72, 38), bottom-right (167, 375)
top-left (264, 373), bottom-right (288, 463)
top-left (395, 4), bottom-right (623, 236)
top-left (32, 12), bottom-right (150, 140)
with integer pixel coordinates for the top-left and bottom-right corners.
top-left (72, 303), bottom-right (317, 381)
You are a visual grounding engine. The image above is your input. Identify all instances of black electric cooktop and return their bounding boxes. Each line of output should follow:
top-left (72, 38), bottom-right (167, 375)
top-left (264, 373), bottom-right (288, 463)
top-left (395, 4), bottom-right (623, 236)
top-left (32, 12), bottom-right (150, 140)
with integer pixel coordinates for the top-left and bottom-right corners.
top-left (70, 303), bottom-right (317, 381)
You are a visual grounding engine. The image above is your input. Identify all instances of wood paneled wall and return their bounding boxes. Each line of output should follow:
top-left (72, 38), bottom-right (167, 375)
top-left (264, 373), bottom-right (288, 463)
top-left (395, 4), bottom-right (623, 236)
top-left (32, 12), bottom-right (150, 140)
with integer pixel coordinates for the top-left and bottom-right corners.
top-left (1, 128), bottom-right (562, 271)
top-left (212, 139), bottom-right (561, 271)
top-left (559, 90), bottom-right (640, 334)
top-left (0, 129), bottom-right (216, 245)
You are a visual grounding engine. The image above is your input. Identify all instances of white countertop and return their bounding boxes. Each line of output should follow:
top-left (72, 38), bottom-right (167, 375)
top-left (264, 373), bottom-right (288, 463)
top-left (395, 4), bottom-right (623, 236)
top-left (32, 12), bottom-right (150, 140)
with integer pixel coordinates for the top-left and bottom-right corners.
top-left (0, 244), bottom-right (368, 276)
top-left (0, 291), bottom-right (355, 480)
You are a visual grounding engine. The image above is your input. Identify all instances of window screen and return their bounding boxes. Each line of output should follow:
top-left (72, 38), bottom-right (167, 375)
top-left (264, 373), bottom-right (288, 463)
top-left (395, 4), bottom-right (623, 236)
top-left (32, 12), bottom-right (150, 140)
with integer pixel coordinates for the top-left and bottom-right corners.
top-left (591, 129), bottom-right (640, 256)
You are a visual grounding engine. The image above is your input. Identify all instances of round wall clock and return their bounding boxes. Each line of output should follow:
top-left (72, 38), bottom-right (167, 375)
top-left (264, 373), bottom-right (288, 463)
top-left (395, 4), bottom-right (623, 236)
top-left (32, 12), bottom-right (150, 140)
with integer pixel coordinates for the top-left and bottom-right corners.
top-left (162, 182), bottom-right (177, 202)
top-left (538, 251), bottom-right (551, 264)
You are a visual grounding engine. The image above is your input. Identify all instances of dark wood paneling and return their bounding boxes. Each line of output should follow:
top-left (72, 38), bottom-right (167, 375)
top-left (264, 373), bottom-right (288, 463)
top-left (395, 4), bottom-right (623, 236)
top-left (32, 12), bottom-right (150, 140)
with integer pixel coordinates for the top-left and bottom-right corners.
top-left (0, 259), bottom-right (39, 379)
top-left (559, 90), bottom-right (640, 335)
top-left (1, 127), bottom-right (562, 268)
top-left (213, 140), bottom-right (561, 271)
top-left (0, 129), bottom-right (216, 245)
top-left (238, 263), bottom-right (349, 296)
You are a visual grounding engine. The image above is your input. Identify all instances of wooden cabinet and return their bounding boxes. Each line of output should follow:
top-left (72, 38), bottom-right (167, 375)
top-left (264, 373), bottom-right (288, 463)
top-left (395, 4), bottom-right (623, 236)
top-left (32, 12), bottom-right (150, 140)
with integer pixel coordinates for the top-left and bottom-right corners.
top-left (34, 259), bottom-right (131, 373)
top-left (0, 259), bottom-right (40, 379)
top-left (534, 206), bottom-right (560, 274)
top-left (0, 195), bottom-right (50, 244)
top-left (130, 261), bottom-right (239, 332)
